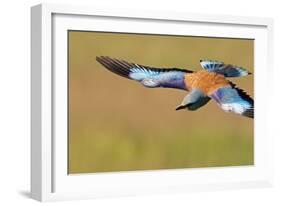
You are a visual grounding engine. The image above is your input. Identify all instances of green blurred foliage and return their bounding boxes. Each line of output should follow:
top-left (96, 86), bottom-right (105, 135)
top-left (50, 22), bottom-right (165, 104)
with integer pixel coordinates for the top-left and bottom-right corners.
top-left (68, 31), bottom-right (254, 174)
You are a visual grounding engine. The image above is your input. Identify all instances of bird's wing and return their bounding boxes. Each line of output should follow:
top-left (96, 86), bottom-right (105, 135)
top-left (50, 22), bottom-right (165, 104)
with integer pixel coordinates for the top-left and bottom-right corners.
top-left (200, 60), bottom-right (251, 77)
top-left (208, 84), bottom-right (254, 118)
top-left (96, 56), bottom-right (193, 90)
top-left (176, 89), bottom-right (210, 111)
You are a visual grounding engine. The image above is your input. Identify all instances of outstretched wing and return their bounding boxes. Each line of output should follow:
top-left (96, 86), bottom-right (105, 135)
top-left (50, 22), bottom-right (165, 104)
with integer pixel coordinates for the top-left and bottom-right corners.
top-left (200, 60), bottom-right (251, 77)
top-left (208, 84), bottom-right (254, 118)
top-left (96, 56), bottom-right (193, 90)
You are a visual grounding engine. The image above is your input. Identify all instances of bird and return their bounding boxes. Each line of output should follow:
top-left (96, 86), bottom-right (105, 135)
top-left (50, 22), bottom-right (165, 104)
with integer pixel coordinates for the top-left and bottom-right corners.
top-left (96, 56), bottom-right (254, 118)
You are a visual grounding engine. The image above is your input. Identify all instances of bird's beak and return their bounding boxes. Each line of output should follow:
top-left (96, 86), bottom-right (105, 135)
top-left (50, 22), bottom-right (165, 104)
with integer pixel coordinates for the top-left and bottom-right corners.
top-left (175, 105), bottom-right (187, 111)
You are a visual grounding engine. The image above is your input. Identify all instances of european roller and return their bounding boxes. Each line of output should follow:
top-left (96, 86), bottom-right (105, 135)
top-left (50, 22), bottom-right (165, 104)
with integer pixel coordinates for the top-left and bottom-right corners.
top-left (96, 56), bottom-right (254, 118)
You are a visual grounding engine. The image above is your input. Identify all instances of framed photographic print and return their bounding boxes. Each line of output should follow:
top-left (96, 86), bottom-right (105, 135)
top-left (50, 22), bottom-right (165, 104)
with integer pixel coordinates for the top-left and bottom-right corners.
top-left (31, 3), bottom-right (274, 201)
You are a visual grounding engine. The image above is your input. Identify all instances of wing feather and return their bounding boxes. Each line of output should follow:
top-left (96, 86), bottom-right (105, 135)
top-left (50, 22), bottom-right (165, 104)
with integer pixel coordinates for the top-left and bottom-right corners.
top-left (96, 56), bottom-right (193, 90)
top-left (200, 60), bottom-right (251, 77)
top-left (209, 84), bottom-right (254, 118)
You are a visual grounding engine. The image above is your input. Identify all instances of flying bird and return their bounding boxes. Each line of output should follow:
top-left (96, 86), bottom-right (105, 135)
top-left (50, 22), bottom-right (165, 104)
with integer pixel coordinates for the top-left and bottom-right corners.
top-left (96, 56), bottom-right (254, 118)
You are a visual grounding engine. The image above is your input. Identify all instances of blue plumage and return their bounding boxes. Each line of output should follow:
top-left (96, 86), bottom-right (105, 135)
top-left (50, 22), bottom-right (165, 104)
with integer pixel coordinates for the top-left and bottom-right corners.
top-left (96, 56), bottom-right (192, 90)
top-left (210, 86), bottom-right (253, 118)
top-left (129, 68), bottom-right (187, 89)
top-left (176, 89), bottom-right (210, 111)
top-left (200, 60), bottom-right (250, 77)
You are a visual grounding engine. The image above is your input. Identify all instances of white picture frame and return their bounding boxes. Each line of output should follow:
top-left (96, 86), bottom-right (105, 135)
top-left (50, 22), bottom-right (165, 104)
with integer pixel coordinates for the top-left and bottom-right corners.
top-left (31, 3), bottom-right (274, 202)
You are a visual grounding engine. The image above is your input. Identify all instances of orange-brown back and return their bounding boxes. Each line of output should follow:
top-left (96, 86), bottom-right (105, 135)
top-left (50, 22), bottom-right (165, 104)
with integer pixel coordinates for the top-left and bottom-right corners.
top-left (184, 70), bottom-right (230, 95)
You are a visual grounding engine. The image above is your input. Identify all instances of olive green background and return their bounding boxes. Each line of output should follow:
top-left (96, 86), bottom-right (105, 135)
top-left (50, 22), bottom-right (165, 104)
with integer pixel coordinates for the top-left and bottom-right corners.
top-left (68, 31), bottom-right (254, 174)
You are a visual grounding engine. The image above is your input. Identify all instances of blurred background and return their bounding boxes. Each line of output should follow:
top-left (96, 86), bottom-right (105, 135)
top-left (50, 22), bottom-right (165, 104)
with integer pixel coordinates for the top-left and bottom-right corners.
top-left (68, 31), bottom-right (254, 174)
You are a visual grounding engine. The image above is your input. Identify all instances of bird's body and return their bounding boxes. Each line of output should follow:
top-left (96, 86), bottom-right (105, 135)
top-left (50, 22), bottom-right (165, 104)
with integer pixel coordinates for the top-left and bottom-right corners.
top-left (184, 70), bottom-right (229, 95)
top-left (96, 56), bottom-right (254, 118)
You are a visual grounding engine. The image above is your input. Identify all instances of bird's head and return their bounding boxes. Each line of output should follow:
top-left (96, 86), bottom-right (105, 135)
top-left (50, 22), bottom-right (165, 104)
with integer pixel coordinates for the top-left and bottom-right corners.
top-left (175, 104), bottom-right (189, 111)
top-left (175, 89), bottom-right (210, 111)
top-left (175, 95), bottom-right (196, 111)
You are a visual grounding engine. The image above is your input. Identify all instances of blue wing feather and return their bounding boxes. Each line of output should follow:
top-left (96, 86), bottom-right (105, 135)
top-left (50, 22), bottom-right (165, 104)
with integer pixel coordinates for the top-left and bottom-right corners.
top-left (209, 85), bottom-right (254, 118)
top-left (200, 60), bottom-right (251, 77)
top-left (129, 68), bottom-right (187, 89)
top-left (96, 56), bottom-right (193, 90)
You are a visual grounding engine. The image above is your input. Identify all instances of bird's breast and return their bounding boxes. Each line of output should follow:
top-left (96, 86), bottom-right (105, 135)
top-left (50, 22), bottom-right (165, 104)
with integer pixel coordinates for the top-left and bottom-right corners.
top-left (184, 71), bottom-right (230, 94)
